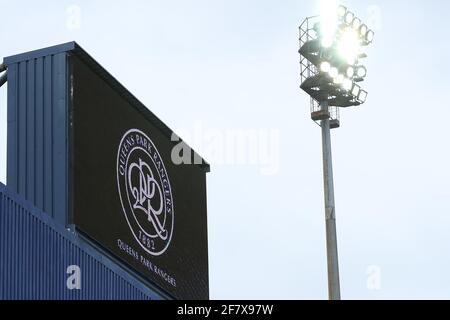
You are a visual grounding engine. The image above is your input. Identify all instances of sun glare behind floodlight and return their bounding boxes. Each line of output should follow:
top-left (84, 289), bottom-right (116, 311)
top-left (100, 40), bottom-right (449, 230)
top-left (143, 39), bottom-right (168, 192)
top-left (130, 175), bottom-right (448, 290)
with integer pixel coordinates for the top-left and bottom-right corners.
top-left (338, 28), bottom-right (360, 65)
top-left (329, 67), bottom-right (339, 79)
top-left (322, 37), bottom-right (334, 48)
top-left (321, 61), bottom-right (331, 73)
top-left (313, 23), bottom-right (334, 48)
top-left (343, 78), bottom-right (353, 91)
top-left (334, 74), bottom-right (344, 85)
top-left (346, 66), bottom-right (354, 78)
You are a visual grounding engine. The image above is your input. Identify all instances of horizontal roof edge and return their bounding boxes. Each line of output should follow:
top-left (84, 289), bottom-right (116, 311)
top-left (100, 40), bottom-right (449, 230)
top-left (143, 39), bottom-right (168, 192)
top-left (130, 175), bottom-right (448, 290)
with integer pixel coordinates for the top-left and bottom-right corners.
top-left (3, 42), bottom-right (77, 65)
top-left (3, 41), bottom-right (210, 172)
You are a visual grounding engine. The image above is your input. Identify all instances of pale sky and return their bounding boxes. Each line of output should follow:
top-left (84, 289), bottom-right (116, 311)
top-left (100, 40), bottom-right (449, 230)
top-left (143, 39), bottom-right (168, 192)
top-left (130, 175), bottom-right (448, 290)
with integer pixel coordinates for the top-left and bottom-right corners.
top-left (1, 0), bottom-right (450, 300)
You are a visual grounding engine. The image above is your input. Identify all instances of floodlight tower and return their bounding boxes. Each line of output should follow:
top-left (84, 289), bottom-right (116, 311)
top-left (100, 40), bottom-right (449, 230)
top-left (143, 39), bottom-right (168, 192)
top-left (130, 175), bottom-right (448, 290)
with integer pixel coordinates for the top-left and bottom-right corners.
top-left (299, 5), bottom-right (374, 300)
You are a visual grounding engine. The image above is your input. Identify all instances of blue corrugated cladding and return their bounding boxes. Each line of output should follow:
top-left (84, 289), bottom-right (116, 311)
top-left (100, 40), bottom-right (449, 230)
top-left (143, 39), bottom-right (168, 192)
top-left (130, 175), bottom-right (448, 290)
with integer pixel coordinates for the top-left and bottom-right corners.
top-left (6, 53), bottom-right (67, 226)
top-left (0, 183), bottom-right (162, 300)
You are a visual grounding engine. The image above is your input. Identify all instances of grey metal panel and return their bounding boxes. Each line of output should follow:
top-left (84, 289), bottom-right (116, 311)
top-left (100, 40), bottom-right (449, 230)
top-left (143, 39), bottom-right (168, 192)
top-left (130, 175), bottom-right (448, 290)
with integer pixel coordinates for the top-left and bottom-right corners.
top-left (43, 55), bottom-right (53, 216)
top-left (26, 60), bottom-right (35, 204)
top-left (35, 57), bottom-right (44, 210)
top-left (0, 183), bottom-right (162, 300)
top-left (6, 53), bottom-right (68, 224)
top-left (6, 63), bottom-right (18, 192)
top-left (18, 61), bottom-right (27, 197)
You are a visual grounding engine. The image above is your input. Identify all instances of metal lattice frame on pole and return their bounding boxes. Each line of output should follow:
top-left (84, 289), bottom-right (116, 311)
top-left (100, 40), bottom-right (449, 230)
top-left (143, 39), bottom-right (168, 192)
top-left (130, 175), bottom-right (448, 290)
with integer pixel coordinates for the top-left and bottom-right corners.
top-left (299, 16), bottom-right (340, 129)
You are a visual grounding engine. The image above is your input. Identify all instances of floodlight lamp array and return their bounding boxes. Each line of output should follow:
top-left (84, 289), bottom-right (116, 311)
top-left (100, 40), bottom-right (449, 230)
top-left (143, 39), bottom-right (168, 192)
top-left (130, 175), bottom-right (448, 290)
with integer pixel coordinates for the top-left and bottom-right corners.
top-left (299, 5), bottom-right (374, 111)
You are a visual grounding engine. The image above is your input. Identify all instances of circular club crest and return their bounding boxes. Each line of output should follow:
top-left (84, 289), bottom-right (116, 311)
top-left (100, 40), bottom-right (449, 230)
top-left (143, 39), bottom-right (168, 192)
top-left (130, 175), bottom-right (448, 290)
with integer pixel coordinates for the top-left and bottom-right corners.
top-left (117, 129), bottom-right (174, 256)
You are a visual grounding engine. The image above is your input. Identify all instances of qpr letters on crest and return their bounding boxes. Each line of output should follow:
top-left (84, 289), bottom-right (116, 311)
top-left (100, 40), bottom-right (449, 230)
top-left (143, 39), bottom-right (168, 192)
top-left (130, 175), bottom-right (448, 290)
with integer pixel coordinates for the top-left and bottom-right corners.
top-left (117, 129), bottom-right (174, 257)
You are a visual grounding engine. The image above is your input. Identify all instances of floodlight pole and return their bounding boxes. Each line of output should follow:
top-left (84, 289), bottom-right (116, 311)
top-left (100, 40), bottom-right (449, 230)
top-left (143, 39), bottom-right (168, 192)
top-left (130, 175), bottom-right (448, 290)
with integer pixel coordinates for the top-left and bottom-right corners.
top-left (320, 101), bottom-right (341, 300)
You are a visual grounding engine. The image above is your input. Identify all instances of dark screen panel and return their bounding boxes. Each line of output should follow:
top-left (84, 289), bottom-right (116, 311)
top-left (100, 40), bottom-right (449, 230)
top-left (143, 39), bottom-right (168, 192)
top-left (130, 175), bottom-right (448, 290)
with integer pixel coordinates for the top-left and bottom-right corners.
top-left (71, 55), bottom-right (209, 300)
